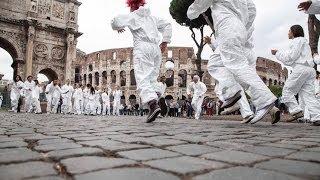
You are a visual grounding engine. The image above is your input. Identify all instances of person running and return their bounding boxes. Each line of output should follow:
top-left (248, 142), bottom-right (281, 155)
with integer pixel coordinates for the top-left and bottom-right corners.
top-left (187, 75), bottom-right (207, 120)
top-left (73, 83), bottom-right (83, 115)
top-left (111, 0), bottom-right (172, 123)
top-left (271, 25), bottom-right (320, 126)
top-left (31, 80), bottom-right (43, 114)
top-left (24, 75), bottom-right (35, 113)
top-left (187, 0), bottom-right (280, 124)
top-left (9, 75), bottom-right (25, 113)
top-left (101, 87), bottom-right (111, 116)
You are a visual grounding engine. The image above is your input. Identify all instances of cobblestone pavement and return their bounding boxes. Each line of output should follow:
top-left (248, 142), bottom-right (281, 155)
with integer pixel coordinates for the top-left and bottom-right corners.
top-left (0, 111), bottom-right (319, 180)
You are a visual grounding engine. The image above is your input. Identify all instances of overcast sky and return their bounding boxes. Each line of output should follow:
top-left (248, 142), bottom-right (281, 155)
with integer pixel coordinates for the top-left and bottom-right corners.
top-left (0, 0), bottom-right (318, 81)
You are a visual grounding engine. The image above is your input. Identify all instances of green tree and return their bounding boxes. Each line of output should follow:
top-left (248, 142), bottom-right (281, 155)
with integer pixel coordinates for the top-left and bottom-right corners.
top-left (169, 0), bottom-right (213, 78)
top-left (268, 85), bottom-right (283, 98)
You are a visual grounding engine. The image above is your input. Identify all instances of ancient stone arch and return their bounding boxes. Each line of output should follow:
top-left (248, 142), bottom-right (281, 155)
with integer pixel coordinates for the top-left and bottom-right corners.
top-left (0, 0), bottom-right (81, 81)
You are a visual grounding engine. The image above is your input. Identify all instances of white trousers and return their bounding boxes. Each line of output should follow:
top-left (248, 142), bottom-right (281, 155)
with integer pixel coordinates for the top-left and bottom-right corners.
top-left (216, 17), bottom-right (276, 110)
top-left (32, 98), bottom-right (42, 113)
top-left (74, 98), bottom-right (82, 115)
top-left (10, 92), bottom-right (20, 112)
top-left (46, 94), bottom-right (52, 113)
top-left (96, 101), bottom-right (101, 115)
top-left (282, 65), bottom-right (320, 122)
top-left (133, 42), bottom-right (161, 104)
top-left (113, 100), bottom-right (121, 116)
top-left (62, 96), bottom-right (72, 114)
top-left (102, 103), bottom-right (110, 115)
top-left (191, 96), bottom-right (204, 119)
top-left (25, 92), bottom-right (33, 113)
top-left (51, 97), bottom-right (60, 114)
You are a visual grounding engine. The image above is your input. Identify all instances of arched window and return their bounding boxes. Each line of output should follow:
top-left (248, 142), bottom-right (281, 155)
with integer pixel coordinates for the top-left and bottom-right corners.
top-left (74, 67), bottom-right (80, 83)
top-left (88, 74), bottom-right (92, 85)
top-left (95, 72), bottom-right (100, 86)
top-left (83, 74), bottom-right (87, 85)
top-left (166, 70), bottom-right (174, 87)
top-left (268, 79), bottom-right (272, 86)
top-left (111, 70), bottom-right (116, 84)
top-left (102, 71), bottom-right (107, 85)
top-left (89, 64), bottom-right (93, 71)
top-left (130, 69), bottom-right (136, 86)
top-left (274, 80), bottom-right (278, 86)
top-left (120, 71), bottom-right (126, 86)
top-left (178, 69), bottom-right (187, 87)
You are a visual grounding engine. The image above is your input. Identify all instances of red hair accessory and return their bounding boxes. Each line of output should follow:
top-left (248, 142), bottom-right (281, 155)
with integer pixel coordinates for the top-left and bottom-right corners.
top-left (126, 0), bottom-right (146, 11)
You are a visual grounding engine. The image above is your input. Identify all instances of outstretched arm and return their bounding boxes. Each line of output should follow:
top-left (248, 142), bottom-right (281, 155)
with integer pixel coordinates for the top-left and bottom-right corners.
top-left (187, 0), bottom-right (212, 20)
top-left (273, 39), bottom-right (304, 66)
top-left (156, 17), bottom-right (172, 43)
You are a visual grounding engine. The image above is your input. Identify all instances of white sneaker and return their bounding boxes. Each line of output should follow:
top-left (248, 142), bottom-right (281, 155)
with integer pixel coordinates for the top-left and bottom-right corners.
top-left (250, 103), bottom-right (274, 124)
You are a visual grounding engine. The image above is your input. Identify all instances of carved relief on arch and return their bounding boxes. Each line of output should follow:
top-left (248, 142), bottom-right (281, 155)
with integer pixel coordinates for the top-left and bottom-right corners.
top-left (38, 0), bottom-right (52, 17)
top-left (0, 30), bottom-right (25, 61)
top-left (34, 43), bottom-right (48, 57)
top-left (51, 46), bottom-right (65, 60)
top-left (52, 1), bottom-right (65, 20)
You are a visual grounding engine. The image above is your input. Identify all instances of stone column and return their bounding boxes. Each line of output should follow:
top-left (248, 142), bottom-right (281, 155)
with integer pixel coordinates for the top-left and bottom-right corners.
top-left (25, 26), bottom-right (35, 79)
top-left (65, 33), bottom-right (76, 81)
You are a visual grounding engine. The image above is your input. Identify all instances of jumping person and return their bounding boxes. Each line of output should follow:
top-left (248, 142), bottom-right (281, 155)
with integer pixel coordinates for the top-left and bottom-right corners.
top-left (187, 0), bottom-right (280, 124)
top-left (204, 36), bottom-right (255, 124)
top-left (86, 87), bottom-right (96, 116)
top-left (271, 25), bottom-right (320, 126)
top-left (111, 0), bottom-right (172, 123)
top-left (187, 75), bottom-right (207, 120)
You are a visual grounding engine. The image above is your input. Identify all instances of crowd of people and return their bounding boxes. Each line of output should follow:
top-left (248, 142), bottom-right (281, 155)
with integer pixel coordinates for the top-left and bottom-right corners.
top-left (3, 0), bottom-right (320, 126)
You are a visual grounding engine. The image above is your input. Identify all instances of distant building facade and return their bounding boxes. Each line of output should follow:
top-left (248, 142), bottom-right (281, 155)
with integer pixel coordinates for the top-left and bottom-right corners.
top-left (73, 47), bottom-right (288, 105)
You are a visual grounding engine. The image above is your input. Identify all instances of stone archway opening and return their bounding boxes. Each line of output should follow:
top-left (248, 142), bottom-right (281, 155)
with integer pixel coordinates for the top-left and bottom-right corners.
top-left (0, 38), bottom-right (18, 80)
top-left (38, 68), bottom-right (58, 83)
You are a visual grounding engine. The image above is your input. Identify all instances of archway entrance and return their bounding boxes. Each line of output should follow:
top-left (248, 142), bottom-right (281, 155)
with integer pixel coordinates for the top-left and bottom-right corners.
top-left (38, 68), bottom-right (58, 83)
top-left (0, 37), bottom-right (19, 80)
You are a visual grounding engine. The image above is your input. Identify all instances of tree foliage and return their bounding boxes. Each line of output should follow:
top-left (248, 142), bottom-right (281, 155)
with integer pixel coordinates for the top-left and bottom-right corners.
top-left (268, 85), bottom-right (283, 98)
top-left (169, 0), bottom-right (213, 78)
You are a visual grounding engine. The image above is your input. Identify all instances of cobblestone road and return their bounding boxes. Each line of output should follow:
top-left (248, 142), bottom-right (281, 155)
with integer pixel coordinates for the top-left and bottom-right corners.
top-left (0, 111), bottom-right (319, 180)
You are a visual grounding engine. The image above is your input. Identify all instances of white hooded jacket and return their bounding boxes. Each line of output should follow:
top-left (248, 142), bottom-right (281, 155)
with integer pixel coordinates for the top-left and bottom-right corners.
top-left (111, 6), bottom-right (172, 45)
top-left (275, 37), bottom-right (314, 68)
top-left (187, 81), bottom-right (207, 98)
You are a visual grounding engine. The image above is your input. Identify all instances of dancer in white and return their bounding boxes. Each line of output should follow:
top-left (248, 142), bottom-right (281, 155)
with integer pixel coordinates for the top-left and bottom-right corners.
top-left (95, 86), bottom-right (102, 115)
top-left (113, 86), bottom-right (122, 116)
top-left (61, 80), bottom-right (73, 114)
top-left (187, 75), bottom-right (207, 120)
top-left (73, 84), bottom-right (83, 115)
top-left (83, 84), bottom-right (91, 115)
top-left (31, 80), bottom-right (43, 114)
top-left (272, 25), bottom-right (320, 126)
top-left (86, 87), bottom-right (96, 115)
top-left (187, 0), bottom-right (280, 124)
top-left (24, 76), bottom-right (35, 113)
top-left (204, 36), bottom-right (254, 123)
top-left (45, 81), bottom-right (54, 114)
top-left (9, 75), bottom-right (25, 113)
top-left (51, 80), bottom-right (63, 114)
top-left (101, 87), bottom-right (111, 116)
top-left (111, 0), bottom-right (172, 122)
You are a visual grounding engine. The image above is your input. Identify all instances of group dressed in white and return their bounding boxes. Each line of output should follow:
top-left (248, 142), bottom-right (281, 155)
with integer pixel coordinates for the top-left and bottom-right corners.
top-left (5, 0), bottom-right (320, 126)
top-left (8, 77), bottom-right (123, 116)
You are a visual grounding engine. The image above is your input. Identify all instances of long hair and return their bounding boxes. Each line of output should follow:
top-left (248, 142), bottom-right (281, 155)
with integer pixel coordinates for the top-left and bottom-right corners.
top-left (126, 0), bottom-right (146, 11)
top-left (290, 25), bottom-right (304, 38)
top-left (14, 75), bottom-right (22, 82)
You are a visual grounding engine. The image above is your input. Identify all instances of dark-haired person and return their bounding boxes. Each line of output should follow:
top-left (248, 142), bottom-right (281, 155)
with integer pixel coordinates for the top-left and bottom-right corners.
top-left (111, 0), bottom-right (172, 123)
top-left (272, 25), bottom-right (320, 126)
top-left (298, 0), bottom-right (320, 14)
top-left (9, 75), bottom-right (25, 113)
top-left (24, 75), bottom-right (35, 113)
top-left (31, 80), bottom-right (43, 114)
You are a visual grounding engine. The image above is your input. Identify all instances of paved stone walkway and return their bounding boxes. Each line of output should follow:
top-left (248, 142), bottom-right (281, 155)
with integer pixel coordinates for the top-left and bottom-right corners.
top-left (0, 111), bottom-right (319, 180)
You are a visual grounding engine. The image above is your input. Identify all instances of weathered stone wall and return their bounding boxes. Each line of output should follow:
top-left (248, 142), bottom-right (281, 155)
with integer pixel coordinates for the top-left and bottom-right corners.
top-left (0, 0), bottom-right (81, 81)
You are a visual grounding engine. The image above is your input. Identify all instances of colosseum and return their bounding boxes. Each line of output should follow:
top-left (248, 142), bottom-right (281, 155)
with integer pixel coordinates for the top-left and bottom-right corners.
top-left (72, 47), bottom-right (288, 105)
